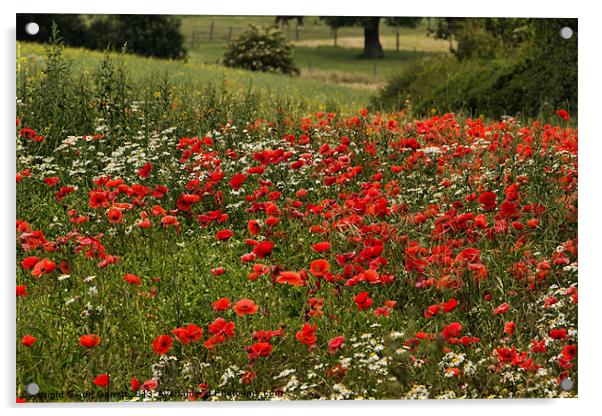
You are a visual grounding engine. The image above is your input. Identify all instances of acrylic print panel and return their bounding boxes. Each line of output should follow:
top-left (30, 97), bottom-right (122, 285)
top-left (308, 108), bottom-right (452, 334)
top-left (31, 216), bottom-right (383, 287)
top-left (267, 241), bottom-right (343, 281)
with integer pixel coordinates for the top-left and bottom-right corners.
top-left (15, 13), bottom-right (577, 402)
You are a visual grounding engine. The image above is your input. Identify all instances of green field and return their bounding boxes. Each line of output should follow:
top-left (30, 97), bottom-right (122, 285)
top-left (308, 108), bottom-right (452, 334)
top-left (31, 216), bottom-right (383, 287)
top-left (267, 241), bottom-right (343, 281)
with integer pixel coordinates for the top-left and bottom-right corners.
top-left (17, 42), bottom-right (373, 113)
top-left (179, 16), bottom-right (450, 86)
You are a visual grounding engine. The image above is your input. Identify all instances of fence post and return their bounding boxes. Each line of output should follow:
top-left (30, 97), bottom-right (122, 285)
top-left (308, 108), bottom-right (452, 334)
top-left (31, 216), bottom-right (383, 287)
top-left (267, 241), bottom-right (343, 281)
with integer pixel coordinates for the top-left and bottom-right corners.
top-left (227, 27), bottom-right (233, 44)
top-left (209, 21), bottom-right (214, 42)
top-left (191, 29), bottom-right (197, 48)
top-left (396, 29), bottom-right (400, 52)
top-left (333, 27), bottom-right (338, 47)
top-left (295, 24), bottom-right (300, 41)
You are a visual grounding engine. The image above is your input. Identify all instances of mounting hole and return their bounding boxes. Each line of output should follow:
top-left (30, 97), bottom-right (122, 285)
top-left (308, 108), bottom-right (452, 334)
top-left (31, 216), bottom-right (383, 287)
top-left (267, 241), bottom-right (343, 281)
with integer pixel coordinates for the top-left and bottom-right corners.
top-left (26, 382), bottom-right (40, 396)
top-left (559, 27), bottom-right (573, 40)
top-left (560, 377), bottom-right (574, 391)
top-left (25, 22), bottom-right (40, 36)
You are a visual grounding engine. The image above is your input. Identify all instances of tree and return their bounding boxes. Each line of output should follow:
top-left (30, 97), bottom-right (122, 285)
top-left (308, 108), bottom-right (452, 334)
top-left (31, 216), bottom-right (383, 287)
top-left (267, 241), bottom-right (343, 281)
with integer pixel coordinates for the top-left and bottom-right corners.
top-left (320, 16), bottom-right (422, 59)
top-left (17, 14), bottom-right (88, 46)
top-left (17, 14), bottom-right (187, 60)
top-left (88, 15), bottom-right (187, 59)
top-left (428, 17), bottom-right (465, 52)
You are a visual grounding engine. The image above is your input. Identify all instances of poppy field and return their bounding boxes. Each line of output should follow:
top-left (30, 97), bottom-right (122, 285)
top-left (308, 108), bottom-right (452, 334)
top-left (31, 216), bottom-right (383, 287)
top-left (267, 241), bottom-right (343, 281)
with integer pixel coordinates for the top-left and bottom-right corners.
top-left (16, 44), bottom-right (578, 402)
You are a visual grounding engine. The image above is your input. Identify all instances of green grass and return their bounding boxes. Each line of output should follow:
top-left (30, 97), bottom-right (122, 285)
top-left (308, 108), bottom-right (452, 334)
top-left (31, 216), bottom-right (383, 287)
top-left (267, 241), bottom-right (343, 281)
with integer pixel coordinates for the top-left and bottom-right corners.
top-left (180, 16), bottom-right (450, 86)
top-left (18, 42), bottom-right (371, 112)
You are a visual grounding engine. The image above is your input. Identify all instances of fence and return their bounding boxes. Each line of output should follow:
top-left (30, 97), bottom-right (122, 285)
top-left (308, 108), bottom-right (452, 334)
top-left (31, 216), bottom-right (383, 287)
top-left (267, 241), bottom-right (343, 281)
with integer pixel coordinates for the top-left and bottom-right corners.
top-left (188, 21), bottom-right (411, 52)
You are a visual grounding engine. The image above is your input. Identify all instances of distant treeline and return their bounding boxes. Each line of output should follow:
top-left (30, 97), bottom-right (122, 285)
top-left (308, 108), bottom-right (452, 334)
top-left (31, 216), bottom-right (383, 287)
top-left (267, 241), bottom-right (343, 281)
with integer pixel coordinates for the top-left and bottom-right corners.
top-left (17, 14), bottom-right (187, 59)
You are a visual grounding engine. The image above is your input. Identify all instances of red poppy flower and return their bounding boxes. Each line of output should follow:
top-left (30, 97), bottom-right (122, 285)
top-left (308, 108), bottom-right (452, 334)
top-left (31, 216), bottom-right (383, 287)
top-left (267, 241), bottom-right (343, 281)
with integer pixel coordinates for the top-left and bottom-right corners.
top-left (253, 240), bottom-right (274, 258)
top-left (527, 218), bottom-right (539, 229)
top-left (138, 162), bottom-right (153, 178)
top-left (16, 285), bottom-right (27, 297)
top-left (310, 259), bottom-right (330, 277)
top-left (176, 194), bottom-right (200, 212)
top-left (204, 334), bottom-right (226, 350)
top-left (241, 253), bottom-right (257, 262)
top-left (252, 328), bottom-right (285, 342)
top-left (443, 298), bottom-right (459, 313)
top-left (561, 344), bottom-right (577, 360)
top-left (493, 303), bottom-right (510, 315)
top-left (216, 229), bottom-right (234, 241)
top-left (354, 292), bottom-right (373, 310)
top-left (311, 241), bottom-right (331, 253)
top-left (424, 304), bottom-right (441, 318)
top-left (504, 321), bottom-right (516, 335)
top-left (21, 256), bottom-right (40, 270)
top-left (233, 299), bottom-right (259, 316)
top-left (246, 342), bottom-right (273, 360)
top-left (328, 336), bottom-right (345, 354)
top-left (296, 324), bottom-right (317, 346)
top-left (161, 215), bottom-right (179, 227)
top-left (276, 271), bottom-right (306, 287)
top-left (107, 207), bottom-right (123, 223)
top-left (141, 378), bottom-right (158, 391)
top-left (123, 273), bottom-right (142, 286)
top-left (172, 327), bottom-right (192, 344)
top-left (474, 214), bottom-right (487, 228)
top-left (31, 258), bottom-right (56, 278)
top-left (549, 328), bottom-right (568, 340)
top-left (208, 317), bottom-right (235, 337)
top-left (130, 377), bottom-right (141, 391)
top-left (229, 173), bottom-right (247, 190)
top-left (212, 297), bottom-right (232, 311)
top-left (88, 191), bottom-right (107, 209)
top-left (557, 109), bottom-right (569, 121)
top-left (152, 334), bottom-right (173, 355)
top-left (79, 334), bottom-right (102, 348)
top-left (241, 370), bottom-right (256, 385)
top-left (186, 324), bottom-right (204, 342)
top-left (265, 216), bottom-right (279, 226)
top-left (44, 177), bottom-right (60, 187)
top-left (21, 335), bottom-right (37, 347)
top-left (441, 322), bottom-right (463, 339)
top-left (478, 191), bottom-right (497, 212)
top-left (247, 219), bottom-right (260, 235)
top-left (210, 267), bottom-right (225, 276)
top-left (93, 373), bottom-right (109, 388)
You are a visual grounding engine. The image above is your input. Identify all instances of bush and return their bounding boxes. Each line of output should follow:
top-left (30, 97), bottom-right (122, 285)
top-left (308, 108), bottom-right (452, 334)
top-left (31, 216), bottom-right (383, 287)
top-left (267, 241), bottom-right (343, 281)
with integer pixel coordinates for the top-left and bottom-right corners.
top-left (223, 25), bottom-right (299, 75)
top-left (453, 20), bottom-right (500, 61)
top-left (374, 56), bottom-right (518, 117)
top-left (88, 15), bottom-right (187, 60)
top-left (374, 19), bottom-right (577, 119)
top-left (17, 14), bottom-right (89, 47)
top-left (17, 14), bottom-right (187, 60)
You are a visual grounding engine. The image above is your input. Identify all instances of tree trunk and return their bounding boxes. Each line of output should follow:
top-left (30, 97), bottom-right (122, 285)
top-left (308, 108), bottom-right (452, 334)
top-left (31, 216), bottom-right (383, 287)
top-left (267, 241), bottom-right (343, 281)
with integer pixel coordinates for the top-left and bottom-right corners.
top-left (361, 17), bottom-right (384, 59)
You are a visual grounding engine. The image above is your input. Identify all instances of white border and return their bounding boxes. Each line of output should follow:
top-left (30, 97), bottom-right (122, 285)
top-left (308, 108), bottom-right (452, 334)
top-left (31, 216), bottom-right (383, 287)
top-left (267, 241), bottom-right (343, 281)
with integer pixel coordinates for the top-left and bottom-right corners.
top-left (2, 1), bottom-right (600, 415)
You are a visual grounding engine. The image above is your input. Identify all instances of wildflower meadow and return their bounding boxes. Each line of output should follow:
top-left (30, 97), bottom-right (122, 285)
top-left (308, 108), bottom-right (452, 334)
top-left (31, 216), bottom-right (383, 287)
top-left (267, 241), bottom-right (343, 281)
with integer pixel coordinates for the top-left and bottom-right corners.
top-left (15, 30), bottom-right (577, 402)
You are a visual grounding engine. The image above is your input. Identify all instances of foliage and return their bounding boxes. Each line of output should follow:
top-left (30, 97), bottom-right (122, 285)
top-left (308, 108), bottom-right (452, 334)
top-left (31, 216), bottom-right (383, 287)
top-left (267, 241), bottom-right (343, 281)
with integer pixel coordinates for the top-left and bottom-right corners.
top-left (17, 14), bottom-right (89, 47)
top-left (376, 18), bottom-right (577, 118)
top-left (223, 25), bottom-right (299, 75)
top-left (17, 14), bottom-right (187, 59)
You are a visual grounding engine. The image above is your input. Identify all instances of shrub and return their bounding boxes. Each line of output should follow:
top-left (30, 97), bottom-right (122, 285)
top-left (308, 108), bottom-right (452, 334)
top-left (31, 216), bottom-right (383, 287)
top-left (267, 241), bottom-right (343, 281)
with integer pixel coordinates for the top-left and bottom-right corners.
top-left (88, 15), bottom-right (187, 60)
top-left (17, 14), bottom-right (187, 60)
top-left (374, 18), bottom-right (577, 119)
top-left (373, 56), bottom-right (519, 117)
top-left (17, 14), bottom-right (89, 47)
top-left (223, 25), bottom-right (299, 75)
